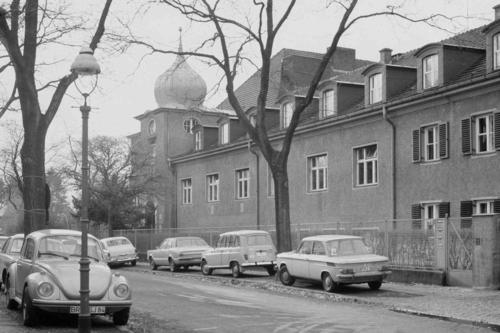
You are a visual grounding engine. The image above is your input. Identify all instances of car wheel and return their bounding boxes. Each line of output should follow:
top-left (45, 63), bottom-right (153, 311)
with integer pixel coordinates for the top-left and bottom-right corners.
top-left (3, 282), bottom-right (17, 310)
top-left (113, 308), bottom-right (130, 325)
top-left (322, 273), bottom-right (338, 293)
top-left (231, 262), bottom-right (241, 278)
top-left (149, 258), bottom-right (158, 271)
top-left (169, 258), bottom-right (178, 272)
top-left (368, 281), bottom-right (382, 290)
top-left (130, 260), bottom-right (137, 267)
top-left (278, 265), bottom-right (295, 286)
top-left (201, 260), bottom-right (212, 276)
top-left (266, 265), bottom-right (276, 276)
top-left (22, 287), bottom-right (39, 327)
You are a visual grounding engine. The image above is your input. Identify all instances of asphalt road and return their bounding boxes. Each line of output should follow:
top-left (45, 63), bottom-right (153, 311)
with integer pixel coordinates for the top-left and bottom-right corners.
top-left (123, 267), bottom-right (493, 333)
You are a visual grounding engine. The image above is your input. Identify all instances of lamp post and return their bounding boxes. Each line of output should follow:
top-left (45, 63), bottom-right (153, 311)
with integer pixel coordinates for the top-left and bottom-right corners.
top-left (70, 47), bottom-right (100, 333)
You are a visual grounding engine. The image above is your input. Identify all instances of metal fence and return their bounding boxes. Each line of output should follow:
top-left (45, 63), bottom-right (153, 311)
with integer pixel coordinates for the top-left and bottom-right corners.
top-left (113, 218), bottom-right (473, 270)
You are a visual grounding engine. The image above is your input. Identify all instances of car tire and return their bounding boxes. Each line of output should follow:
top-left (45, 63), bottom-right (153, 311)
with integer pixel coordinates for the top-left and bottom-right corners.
top-left (113, 308), bottom-right (130, 325)
top-left (368, 281), bottom-right (382, 290)
top-left (169, 258), bottom-right (178, 272)
top-left (201, 260), bottom-right (212, 276)
top-left (266, 265), bottom-right (276, 276)
top-left (278, 265), bottom-right (295, 286)
top-left (130, 260), bottom-right (137, 266)
top-left (231, 262), bottom-right (241, 278)
top-left (22, 287), bottom-right (38, 327)
top-left (3, 282), bottom-right (17, 310)
top-left (321, 273), bottom-right (338, 293)
top-left (149, 258), bottom-right (158, 271)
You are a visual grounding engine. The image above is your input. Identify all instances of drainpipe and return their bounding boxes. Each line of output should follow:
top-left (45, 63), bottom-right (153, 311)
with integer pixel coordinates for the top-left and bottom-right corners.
top-left (168, 157), bottom-right (178, 230)
top-left (382, 106), bottom-right (396, 221)
top-left (248, 140), bottom-right (260, 230)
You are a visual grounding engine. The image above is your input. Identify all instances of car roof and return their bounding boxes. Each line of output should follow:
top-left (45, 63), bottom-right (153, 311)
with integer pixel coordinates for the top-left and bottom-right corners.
top-left (101, 236), bottom-right (129, 241)
top-left (169, 236), bottom-right (204, 240)
top-left (27, 229), bottom-right (97, 241)
top-left (219, 230), bottom-right (270, 236)
top-left (301, 234), bottom-right (362, 242)
top-left (10, 233), bottom-right (24, 239)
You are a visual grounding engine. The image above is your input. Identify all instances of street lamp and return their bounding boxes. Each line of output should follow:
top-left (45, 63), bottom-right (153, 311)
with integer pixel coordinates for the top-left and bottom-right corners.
top-left (70, 46), bottom-right (100, 333)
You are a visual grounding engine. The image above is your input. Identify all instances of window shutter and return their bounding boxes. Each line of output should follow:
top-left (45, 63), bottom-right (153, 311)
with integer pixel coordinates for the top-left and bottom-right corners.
top-left (411, 204), bottom-right (422, 229)
top-left (494, 113), bottom-right (500, 150)
top-left (438, 202), bottom-right (450, 218)
top-left (494, 199), bottom-right (500, 214)
top-left (439, 122), bottom-right (449, 159)
top-left (461, 118), bottom-right (472, 155)
top-left (412, 129), bottom-right (421, 162)
top-left (460, 201), bottom-right (473, 217)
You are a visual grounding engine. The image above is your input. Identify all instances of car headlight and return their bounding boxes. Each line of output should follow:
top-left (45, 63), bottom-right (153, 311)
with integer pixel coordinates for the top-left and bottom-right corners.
top-left (114, 283), bottom-right (129, 298)
top-left (37, 282), bottom-right (55, 298)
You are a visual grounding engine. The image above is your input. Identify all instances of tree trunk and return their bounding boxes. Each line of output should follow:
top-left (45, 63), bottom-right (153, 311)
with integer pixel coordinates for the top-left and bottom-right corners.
top-left (21, 124), bottom-right (47, 234)
top-left (108, 204), bottom-right (113, 237)
top-left (273, 168), bottom-right (292, 252)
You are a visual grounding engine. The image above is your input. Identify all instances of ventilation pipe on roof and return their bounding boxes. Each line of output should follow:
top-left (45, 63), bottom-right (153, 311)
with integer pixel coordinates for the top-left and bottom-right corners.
top-left (494, 4), bottom-right (500, 21)
top-left (379, 48), bottom-right (392, 64)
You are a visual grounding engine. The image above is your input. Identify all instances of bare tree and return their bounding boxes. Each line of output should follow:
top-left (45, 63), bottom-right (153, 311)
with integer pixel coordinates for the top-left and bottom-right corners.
top-left (0, 120), bottom-right (23, 211)
top-left (0, 0), bottom-right (113, 234)
top-left (121, 0), bottom-right (449, 251)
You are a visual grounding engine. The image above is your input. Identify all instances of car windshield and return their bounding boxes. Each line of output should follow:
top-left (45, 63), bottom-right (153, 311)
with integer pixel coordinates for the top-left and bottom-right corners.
top-left (325, 239), bottom-right (371, 256)
top-left (0, 238), bottom-right (7, 249)
top-left (10, 238), bottom-right (24, 254)
top-left (176, 238), bottom-right (208, 247)
top-left (105, 238), bottom-right (132, 247)
top-left (38, 235), bottom-right (102, 261)
top-left (247, 234), bottom-right (272, 246)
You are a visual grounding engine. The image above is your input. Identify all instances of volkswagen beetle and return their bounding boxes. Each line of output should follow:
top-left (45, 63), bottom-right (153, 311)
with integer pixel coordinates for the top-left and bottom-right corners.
top-left (4, 229), bottom-right (132, 327)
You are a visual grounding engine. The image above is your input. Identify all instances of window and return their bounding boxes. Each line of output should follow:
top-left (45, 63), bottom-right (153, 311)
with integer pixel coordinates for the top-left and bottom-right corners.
top-left (423, 125), bottom-right (438, 161)
top-left (474, 200), bottom-right (494, 216)
top-left (267, 168), bottom-right (275, 197)
top-left (183, 118), bottom-right (199, 134)
top-left (206, 174), bottom-right (219, 202)
top-left (312, 241), bottom-right (326, 255)
top-left (355, 145), bottom-right (377, 186)
top-left (21, 239), bottom-right (35, 260)
top-left (423, 203), bottom-right (438, 231)
top-left (151, 143), bottom-right (156, 159)
top-left (423, 54), bottom-right (438, 89)
top-left (308, 154), bottom-right (327, 192)
top-left (298, 241), bottom-right (313, 254)
top-left (369, 73), bottom-right (382, 104)
top-left (475, 114), bottom-right (494, 153)
top-left (181, 178), bottom-right (192, 204)
top-left (321, 89), bottom-right (335, 118)
top-left (494, 33), bottom-right (500, 70)
top-left (411, 201), bottom-right (449, 230)
top-left (148, 119), bottom-right (156, 135)
top-left (194, 131), bottom-right (202, 151)
top-left (281, 102), bottom-right (293, 128)
top-left (235, 168), bottom-right (249, 199)
top-left (220, 122), bottom-right (229, 144)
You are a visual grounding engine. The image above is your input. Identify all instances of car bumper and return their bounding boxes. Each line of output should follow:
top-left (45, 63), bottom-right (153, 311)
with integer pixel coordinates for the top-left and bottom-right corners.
top-left (108, 255), bottom-right (139, 264)
top-left (335, 271), bottom-right (391, 283)
top-left (173, 257), bottom-right (202, 265)
top-left (241, 261), bottom-right (274, 268)
top-left (32, 299), bottom-right (132, 314)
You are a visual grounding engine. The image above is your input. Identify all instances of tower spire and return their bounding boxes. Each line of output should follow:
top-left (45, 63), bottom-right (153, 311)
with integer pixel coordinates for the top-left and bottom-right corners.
top-left (178, 27), bottom-right (183, 53)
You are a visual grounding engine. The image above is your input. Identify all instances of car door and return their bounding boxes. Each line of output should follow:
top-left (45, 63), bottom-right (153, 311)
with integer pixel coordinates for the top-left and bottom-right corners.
top-left (222, 235), bottom-right (238, 265)
top-left (156, 239), bottom-right (171, 265)
top-left (308, 241), bottom-right (327, 280)
top-left (289, 241), bottom-right (312, 278)
top-left (209, 236), bottom-right (225, 267)
top-left (15, 238), bottom-right (35, 297)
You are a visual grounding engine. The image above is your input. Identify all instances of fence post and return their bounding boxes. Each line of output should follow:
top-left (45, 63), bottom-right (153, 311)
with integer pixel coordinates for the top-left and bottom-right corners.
top-left (134, 229), bottom-right (137, 248)
top-left (384, 220), bottom-right (389, 257)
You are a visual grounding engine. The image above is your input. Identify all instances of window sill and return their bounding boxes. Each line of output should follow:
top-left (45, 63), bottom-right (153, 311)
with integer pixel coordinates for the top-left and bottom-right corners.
top-left (306, 189), bottom-right (328, 195)
top-left (354, 183), bottom-right (378, 189)
top-left (420, 160), bottom-right (442, 165)
top-left (471, 151), bottom-right (496, 159)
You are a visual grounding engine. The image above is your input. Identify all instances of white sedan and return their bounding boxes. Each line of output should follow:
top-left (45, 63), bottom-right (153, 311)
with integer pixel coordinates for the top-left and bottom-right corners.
top-left (277, 235), bottom-right (391, 292)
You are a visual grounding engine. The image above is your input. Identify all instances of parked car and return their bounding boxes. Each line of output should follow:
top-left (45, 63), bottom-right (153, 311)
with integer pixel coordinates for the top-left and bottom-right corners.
top-left (201, 230), bottom-right (277, 278)
top-left (147, 236), bottom-right (212, 272)
top-left (0, 233), bottom-right (24, 290)
top-left (4, 229), bottom-right (132, 327)
top-left (100, 236), bottom-right (138, 267)
top-left (277, 234), bottom-right (391, 292)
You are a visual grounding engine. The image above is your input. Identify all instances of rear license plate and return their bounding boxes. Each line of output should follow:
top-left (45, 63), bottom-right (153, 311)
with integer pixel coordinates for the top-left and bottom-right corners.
top-left (69, 305), bottom-right (106, 314)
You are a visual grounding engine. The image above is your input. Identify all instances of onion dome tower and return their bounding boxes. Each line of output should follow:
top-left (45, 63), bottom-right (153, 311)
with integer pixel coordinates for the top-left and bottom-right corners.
top-left (154, 28), bottom-right (207, 109)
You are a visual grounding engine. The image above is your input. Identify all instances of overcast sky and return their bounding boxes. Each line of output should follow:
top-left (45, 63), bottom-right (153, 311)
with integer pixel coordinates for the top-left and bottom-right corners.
top-left (1, 0), bottom-right (499, 151)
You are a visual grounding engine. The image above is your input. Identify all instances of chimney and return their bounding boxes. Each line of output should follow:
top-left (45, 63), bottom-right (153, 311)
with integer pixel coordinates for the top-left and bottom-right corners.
top-left (495, 4), bottom-right (500, 21)
top-left (379, 48), bottom-right (392, 64)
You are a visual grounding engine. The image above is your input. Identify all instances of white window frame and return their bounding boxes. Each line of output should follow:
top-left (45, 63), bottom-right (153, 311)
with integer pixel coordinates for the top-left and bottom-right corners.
top-left (474, 199), bottom-right (494, 216)
top-left (423, 54), bottom-right (438, 89)
top-left (474, 113), bottom-right (494, 153)
top-left (422, 202), bottom-right (438, 231)
top-left (148, 119), bottom-right (156, 135)
top-left (235, 168), bottom-right (249, 199)
top-left (181, 178), bottom-right (192, 205)
top-left (494, 33), bottom-right (500, 70)
top-left (355, 144), bottom-right (378, 187)
top-left (321, 89), bottom-right (335, 118)
top-left (183, 118), bottom-right (199, 134)
top-left (423, 125), bottom-right (438, 161)
top-left (206, 173), bottom-right (219, 202)
top-left (151, 143), bottom-right (156, 159)
top-left (194, 131), bottom-right (202, 151)
top-left (307, 154), bottom-right (328, 192)
top-left (281, 102), bottom-right (293, 129)
top-left (369, 73), bottom-right (382, 104)
top-left (267, 167), bottom-right (275, 197)
top-left (220, 122), bottom-right (229, 144)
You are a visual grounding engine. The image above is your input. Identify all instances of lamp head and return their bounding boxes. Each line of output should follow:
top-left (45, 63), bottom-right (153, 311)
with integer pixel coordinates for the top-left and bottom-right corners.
top-left (70, 47), bottom-right (101, 76)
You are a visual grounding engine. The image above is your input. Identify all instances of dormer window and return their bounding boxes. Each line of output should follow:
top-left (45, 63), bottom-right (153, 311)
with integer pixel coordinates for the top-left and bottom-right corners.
top-left (368, 73), bottom-right (382, 104)
top-left (184, 118), bottom-right (199, 134)
top-left (281, 102), bottom-right (293, 128)
top-left (220, 122), bottom-right (229, 144)
top-left (321, 89), bottom-right (335, 118)
top-left (494, 33), bottom-right (500, 70)
top-left (194, 131), bottom-right (202, 151)
top-left (423, 54), bottom-right (438, 89)
top-left (148, 119), bottom-right (156, 136)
